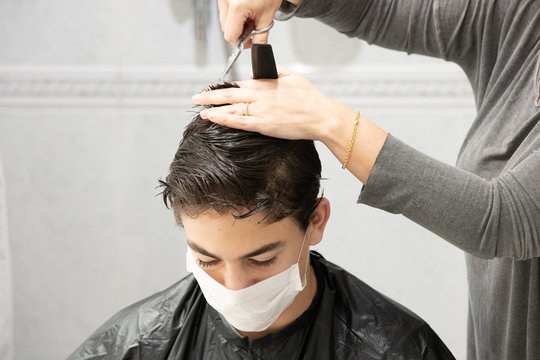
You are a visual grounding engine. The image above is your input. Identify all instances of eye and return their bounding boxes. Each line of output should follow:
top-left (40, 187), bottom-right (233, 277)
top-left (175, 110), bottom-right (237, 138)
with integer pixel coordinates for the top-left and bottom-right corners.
top-left (197, 259), bottom-right (219, 268)
top-left (249, 257), bottom-right (277, 267)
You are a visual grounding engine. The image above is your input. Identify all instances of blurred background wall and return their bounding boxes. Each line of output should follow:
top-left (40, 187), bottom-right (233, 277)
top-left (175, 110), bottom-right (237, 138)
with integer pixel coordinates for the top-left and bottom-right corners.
top-left (0, 1), bottom-right (475, 359)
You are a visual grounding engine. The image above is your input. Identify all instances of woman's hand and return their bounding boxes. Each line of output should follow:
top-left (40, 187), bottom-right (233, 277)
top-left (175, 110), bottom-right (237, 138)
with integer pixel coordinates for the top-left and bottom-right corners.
top-left (192, 69), bottom-right (388, 184)
top-left (218, 0), bottom-right (299, 46)
top-left (192, 70), bottom-right (353, 142)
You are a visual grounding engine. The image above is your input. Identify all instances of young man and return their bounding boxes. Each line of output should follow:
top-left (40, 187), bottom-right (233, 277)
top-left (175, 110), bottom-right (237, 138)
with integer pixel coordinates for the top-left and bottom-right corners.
top-left (68, 84), bottom-right (454, 360)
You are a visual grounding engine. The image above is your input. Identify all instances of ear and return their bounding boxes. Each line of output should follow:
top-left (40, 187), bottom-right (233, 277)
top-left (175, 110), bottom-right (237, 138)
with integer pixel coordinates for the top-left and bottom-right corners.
top-left (307, 197), bottom-right (330, 247)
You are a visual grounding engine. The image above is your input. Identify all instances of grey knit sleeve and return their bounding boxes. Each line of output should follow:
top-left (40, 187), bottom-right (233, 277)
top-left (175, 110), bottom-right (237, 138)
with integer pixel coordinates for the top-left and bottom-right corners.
top-left (358, 135), bottom-right (540, 260)
top-left (275, 1), bottom-right (300, 21)
top-left (291, 0), bottom-right (504, 73)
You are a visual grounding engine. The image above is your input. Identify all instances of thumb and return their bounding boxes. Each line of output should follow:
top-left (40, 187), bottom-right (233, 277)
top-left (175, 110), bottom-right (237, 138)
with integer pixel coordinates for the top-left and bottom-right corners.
top-left (251, 12), bottom-right (275, 44)
top-left (251, 31), bottom-right (269, 45)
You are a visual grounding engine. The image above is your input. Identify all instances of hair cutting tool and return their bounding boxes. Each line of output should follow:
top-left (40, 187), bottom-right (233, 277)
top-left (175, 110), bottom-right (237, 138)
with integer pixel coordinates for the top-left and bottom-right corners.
top-left (251, 43), bottom-right (278, 79)
top-left (218, 21), bottom-right (274, 83)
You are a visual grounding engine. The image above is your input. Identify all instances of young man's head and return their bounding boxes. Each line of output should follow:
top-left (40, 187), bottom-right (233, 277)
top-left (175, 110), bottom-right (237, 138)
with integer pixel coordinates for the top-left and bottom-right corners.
top-left (159, 83), bottom-right (330, 336)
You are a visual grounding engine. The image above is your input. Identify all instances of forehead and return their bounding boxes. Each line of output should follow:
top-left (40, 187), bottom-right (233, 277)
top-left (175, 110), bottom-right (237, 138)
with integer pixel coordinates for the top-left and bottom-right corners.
top-left (179, 209), bottom-right (303, 253)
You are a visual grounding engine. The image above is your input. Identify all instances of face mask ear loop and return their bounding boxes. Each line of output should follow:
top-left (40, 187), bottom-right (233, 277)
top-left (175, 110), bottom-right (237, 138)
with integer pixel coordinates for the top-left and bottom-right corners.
top-left (296, 227), bottom-right (311, 288)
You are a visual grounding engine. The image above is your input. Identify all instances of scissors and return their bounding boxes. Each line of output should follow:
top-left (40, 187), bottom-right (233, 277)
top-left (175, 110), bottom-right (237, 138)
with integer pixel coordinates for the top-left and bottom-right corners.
top-left (218, 21), bottom-right (275, 83)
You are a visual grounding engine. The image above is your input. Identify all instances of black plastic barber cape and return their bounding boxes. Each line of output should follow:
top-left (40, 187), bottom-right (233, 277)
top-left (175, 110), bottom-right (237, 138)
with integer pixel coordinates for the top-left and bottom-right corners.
top-left (67, 252), bottom-right (454, 359)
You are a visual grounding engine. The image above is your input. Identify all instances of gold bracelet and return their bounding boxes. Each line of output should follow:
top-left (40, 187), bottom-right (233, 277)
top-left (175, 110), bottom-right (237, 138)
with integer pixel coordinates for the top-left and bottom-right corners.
top-left (342, 111), bottom-right (360, 169)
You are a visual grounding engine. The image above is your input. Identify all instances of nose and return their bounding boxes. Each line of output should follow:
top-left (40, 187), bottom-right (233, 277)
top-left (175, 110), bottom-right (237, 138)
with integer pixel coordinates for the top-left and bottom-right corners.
top-left (220, 264), bottom-right (253, 290)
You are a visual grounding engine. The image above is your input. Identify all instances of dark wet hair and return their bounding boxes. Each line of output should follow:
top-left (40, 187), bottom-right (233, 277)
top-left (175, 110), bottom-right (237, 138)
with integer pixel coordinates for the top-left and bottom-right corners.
top-left (158, 82), bottom-right (322, 230)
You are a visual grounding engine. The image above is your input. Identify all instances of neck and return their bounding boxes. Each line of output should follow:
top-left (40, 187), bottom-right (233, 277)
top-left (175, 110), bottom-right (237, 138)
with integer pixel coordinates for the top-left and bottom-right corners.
top-left (237, 264), bottom-right (318, 339)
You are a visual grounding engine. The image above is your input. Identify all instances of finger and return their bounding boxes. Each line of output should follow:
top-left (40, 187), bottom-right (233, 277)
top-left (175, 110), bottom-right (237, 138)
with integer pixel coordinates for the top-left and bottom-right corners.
top-left (224, 3), bottom-right (249, 44)
top-left (217, 0), bottom-right (228, 33)
top-left (235, 79), bottom-right (251, 87)
top-left (251, 12), bottom-right (274, 44)
top-left (235, 78), bottom-right (278, 91)
top-left (276, 66), bottom-right (294, 77)
top-left (251, 31), bottom-right (269, 45)
top-left (192, 88), bottom-right (254, 106)
top-left (204, 113), bottom-right (263, 133)
top-left (200, 103), bottom-right (246, 118)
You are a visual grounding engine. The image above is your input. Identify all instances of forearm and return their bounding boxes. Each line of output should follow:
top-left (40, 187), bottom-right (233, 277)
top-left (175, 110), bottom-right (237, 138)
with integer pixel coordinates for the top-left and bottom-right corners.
top-left (287, 0), bottom-right (490, 69)
top-left (291, 0), bottom-right (442, 57)
top-left (356, 135), bottom-right (540, 260)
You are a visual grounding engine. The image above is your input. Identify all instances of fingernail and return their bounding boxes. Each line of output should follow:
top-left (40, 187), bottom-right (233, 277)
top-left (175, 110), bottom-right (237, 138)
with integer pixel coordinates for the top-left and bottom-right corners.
top-left (200, 109), bottom-right (208, 118)
top-left (192, 94), bottom-right (203, 103)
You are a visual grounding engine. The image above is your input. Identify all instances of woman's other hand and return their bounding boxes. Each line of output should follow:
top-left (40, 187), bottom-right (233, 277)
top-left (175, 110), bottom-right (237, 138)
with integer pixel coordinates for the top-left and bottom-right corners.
top-left (218, 0), bottom-right (302, 47)
top-left (192, 70), bottom-right (348, 142)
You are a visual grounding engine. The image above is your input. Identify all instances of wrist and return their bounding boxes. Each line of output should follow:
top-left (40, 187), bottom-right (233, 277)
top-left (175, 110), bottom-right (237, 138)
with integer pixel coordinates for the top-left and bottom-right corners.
top-left (319, 103), bottom-right (388, 184)
top-left (318, 101), bottom-right (356, 148)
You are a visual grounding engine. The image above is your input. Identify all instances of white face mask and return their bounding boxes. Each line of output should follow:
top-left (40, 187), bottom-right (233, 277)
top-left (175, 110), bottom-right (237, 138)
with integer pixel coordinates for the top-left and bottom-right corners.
top-left (186, 232), bottom-right (310, 332)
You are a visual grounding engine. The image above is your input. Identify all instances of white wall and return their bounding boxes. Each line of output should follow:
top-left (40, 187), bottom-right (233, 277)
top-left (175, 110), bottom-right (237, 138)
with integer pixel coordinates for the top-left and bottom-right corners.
top-left (0, 1), bottom-right (474, 359)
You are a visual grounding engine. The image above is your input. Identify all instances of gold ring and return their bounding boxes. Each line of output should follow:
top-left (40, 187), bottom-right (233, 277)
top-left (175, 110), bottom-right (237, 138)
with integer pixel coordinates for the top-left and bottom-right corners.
top-left (243, 102), bottom-right (251, 117)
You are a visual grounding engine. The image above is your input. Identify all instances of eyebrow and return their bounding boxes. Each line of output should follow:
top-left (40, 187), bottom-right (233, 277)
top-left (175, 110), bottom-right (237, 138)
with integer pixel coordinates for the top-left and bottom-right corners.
top-left (187, 240), bottom-right (285, 260)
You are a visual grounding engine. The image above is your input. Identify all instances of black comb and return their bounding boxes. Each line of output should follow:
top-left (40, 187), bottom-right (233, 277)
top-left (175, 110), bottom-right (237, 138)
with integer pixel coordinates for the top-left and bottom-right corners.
top-left (251, 43), bottom-right (278, 79)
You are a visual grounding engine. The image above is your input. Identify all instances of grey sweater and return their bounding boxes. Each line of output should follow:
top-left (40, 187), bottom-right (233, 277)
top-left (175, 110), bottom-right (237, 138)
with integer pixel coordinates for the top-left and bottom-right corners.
top-left (282, 0), bottom-right (540, 359)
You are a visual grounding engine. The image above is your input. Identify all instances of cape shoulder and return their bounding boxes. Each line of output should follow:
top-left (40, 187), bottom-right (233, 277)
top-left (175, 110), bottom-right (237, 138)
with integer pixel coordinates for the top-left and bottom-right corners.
top-left (66, 274), bottom-right (201, 360)
top-left (313, 252), bottom-right (454, 359)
